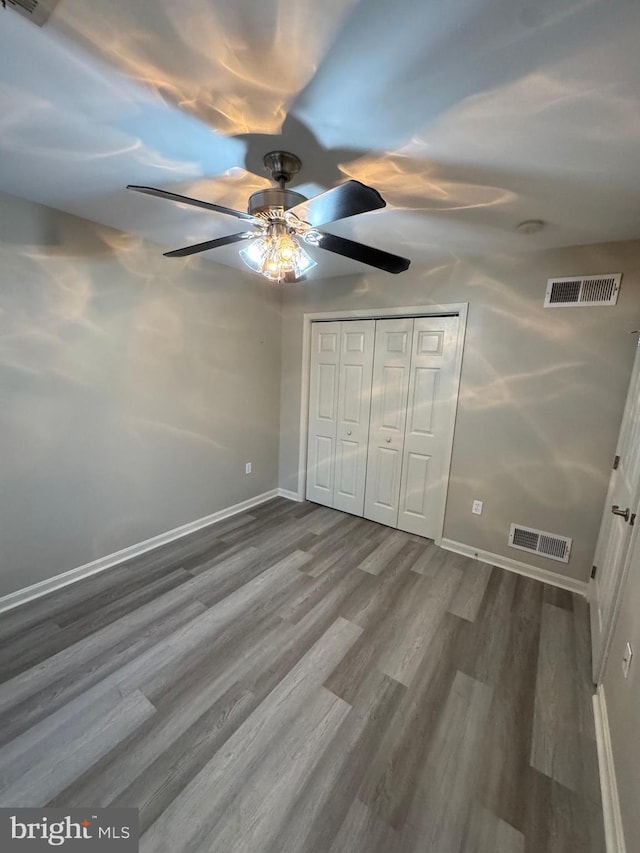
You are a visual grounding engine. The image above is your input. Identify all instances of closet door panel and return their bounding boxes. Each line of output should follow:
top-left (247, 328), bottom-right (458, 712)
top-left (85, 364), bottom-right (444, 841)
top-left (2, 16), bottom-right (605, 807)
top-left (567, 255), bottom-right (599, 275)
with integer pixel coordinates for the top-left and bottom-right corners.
top-left (306, 322), bottom-right (341, 507)
top-left (317, 363), bottom-right (338, 419)
top-left (371, 445), bottom-right (400, 508)
top-left (397, 316), bottom-right (459, 538)
top-left (402, 452), bottom-right (431, 515)
top-left (312, 435), bottom-right (334, 493)
top-left (333, 320), bottom-right (375, 515)
top-left (364, 318), bottom-right (413, 527)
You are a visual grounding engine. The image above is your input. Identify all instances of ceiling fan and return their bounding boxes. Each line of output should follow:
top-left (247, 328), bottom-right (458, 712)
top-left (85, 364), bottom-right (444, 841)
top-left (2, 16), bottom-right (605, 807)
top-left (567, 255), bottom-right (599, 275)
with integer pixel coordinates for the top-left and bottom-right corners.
top-left (127, 151), bottom-right (410, 283)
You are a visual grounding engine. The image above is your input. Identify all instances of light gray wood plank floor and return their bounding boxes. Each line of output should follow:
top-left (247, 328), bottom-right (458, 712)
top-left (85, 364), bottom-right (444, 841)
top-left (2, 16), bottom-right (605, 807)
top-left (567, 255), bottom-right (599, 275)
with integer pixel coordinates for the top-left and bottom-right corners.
top-left (0, 498), bottom-right (605, 852)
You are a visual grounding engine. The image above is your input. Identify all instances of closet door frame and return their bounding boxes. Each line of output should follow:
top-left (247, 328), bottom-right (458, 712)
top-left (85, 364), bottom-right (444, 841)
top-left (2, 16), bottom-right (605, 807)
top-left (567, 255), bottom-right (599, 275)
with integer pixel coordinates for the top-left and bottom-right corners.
top-left (296, 303), bottom-right (468, 545)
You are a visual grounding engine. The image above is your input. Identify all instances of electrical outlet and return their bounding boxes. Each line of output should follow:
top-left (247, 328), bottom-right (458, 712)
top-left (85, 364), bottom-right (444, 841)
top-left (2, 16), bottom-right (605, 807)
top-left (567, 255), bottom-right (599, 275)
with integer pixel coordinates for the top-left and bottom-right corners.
top-left (622, 642), bottom-right (633, 679)
top-left (472, 499), bottom-right (483, 515)
top-left (245, 462), bottom-right (252, 474)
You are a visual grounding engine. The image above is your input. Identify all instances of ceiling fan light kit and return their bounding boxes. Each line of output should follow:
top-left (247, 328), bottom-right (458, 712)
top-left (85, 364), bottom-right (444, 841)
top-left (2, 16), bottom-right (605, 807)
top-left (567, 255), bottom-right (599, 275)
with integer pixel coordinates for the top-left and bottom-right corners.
top-left (127, 151), bottom-right (410, 283)
top-left (239, 222), bottom-right (317, 281)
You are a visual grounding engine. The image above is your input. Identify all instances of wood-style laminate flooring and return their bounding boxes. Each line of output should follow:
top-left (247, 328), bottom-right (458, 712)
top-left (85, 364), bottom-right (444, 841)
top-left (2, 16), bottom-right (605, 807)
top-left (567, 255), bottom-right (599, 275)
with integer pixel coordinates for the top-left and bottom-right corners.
top-left (0, 499), bottom-right (604, 852)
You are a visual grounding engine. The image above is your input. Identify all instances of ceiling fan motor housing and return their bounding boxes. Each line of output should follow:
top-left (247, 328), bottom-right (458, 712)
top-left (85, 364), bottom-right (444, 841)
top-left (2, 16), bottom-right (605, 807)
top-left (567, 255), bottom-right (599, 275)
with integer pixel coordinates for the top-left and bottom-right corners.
top-left (247, 187), bottom-right (307, 216)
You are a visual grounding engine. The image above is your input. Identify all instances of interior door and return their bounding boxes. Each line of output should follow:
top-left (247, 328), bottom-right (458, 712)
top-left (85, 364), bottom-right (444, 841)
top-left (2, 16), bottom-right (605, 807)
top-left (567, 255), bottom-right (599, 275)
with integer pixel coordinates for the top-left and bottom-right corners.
top-left (306, 321), bottom-right (341, 507)
top-left (397, 315), bottom-right (459, 538)
top-left (591, 344), bottom-right (640, 682)
top-left (364, 318), bottom-right (414, 527)
top-left (333, 320), bottom-right (375, 515)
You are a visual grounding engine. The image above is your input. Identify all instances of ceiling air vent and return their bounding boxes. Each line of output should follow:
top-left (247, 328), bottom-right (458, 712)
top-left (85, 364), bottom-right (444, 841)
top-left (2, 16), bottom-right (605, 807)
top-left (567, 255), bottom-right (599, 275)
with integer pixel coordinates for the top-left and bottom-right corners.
top-left (508, 523), bottom-right (572, 563)
top-left (544, 273), bottom-right (621, 308)
top-left (4, 0), bottom-right (61, 26)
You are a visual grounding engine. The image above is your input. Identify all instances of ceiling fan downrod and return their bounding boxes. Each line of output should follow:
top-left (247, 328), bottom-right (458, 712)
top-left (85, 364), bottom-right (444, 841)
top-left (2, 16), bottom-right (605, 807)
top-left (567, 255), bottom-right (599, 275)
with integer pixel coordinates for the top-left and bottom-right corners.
top-left (263, 151), bottom-right (301, 187)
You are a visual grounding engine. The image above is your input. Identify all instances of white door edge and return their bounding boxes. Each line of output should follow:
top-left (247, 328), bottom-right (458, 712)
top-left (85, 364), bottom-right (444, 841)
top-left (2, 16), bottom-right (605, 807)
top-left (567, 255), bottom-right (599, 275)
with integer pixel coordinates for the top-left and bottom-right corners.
top-left (592, 495), bottom-right (640, 684)
top-left (592, 686), bottom-right (628, 853)
top-left (591, 342), bottom-right (640, 684)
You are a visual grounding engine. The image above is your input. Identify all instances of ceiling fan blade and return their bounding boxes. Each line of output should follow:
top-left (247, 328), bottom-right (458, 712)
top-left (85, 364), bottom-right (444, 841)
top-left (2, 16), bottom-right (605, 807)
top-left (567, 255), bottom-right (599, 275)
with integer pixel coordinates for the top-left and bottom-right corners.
top-left (288, 180), bottom-right (386, 227)
top-left (163, 232), bottom-right (257, 257)
top-left (315, 232), bottom-right (410, 274)
top-left (127, 185), bottom-right (255, 221)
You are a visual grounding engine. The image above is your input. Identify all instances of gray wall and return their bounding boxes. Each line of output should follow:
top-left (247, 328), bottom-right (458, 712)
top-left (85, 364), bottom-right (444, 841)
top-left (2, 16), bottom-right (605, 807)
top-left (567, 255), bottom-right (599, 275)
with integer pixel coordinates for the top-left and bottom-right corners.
top-left (0, 191), bottom-right (282, 597)
top-left (279, 239), bottom-right (640, 582)
top-left (3, 186), bottom-right (639, 595)
top-left (603, 532), bottom-right (640, 849)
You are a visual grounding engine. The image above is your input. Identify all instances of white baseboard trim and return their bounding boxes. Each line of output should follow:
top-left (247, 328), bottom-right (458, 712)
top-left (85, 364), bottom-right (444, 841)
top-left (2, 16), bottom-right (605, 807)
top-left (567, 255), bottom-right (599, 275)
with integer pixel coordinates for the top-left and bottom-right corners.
top-left (278, 488), bottom-right (303, 502)
top-left (0, 489), bottom-right (281, 615)
top-left (440, 538), bottom-right (589, 596)
top-left (593, 685), bottom-right (627, 853)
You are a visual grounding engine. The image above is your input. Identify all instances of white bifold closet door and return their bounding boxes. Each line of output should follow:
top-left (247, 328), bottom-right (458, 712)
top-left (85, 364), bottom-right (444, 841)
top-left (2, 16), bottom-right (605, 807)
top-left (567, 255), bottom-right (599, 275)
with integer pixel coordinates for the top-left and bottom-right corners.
top-left (333, 321), bottom-right (375, 514)
top-left (306, 321), bottom-right (374, 514)
top-left (363, 318), bottom-right (414, 527)
top-left (306, 314), bottom-right (459, 539)
top-left (306, 322), bottom-right (341, 507)
top-left (396, 315), bottom-right (459, 538)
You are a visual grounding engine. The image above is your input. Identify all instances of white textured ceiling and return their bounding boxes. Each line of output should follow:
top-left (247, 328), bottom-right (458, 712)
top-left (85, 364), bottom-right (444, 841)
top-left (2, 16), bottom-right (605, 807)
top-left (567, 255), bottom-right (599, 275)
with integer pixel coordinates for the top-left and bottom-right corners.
top-left (2, 0), bottom-right (640, 279)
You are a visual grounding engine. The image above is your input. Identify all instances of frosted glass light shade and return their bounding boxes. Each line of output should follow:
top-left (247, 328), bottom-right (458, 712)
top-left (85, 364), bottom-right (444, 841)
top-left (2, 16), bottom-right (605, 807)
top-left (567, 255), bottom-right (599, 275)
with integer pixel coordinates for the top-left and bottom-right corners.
top-left (239, 227), bottom-right (316, 282)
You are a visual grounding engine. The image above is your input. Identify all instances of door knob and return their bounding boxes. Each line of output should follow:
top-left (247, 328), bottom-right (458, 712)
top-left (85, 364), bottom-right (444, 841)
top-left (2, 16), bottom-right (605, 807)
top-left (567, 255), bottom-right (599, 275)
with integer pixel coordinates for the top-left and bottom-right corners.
top-left (386, 437), bottom-right (391, 443)
top-left (347, 429), bottom-right (352, 436)
top-left (611, 505), bottom-right (630, 522)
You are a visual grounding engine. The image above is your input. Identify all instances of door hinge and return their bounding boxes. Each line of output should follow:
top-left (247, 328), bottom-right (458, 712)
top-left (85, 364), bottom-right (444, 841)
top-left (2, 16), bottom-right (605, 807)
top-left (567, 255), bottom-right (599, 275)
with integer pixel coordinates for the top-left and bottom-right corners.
top-left (591, 565), bottom-right (597, 579)
top-left (613, 454), bottom-right (620, 470)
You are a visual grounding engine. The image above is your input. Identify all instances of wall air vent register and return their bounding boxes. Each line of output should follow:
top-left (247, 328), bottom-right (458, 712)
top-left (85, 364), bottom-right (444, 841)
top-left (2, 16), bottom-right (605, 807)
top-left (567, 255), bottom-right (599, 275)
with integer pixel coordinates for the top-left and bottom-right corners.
top-left (4, 0), bottom-right (61, 26)
top-left (544, 274), bottom-right (621, 307)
